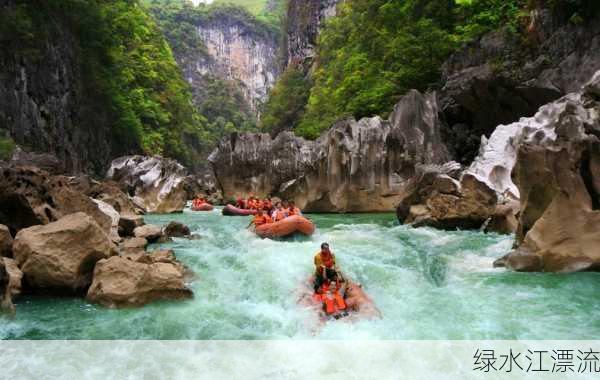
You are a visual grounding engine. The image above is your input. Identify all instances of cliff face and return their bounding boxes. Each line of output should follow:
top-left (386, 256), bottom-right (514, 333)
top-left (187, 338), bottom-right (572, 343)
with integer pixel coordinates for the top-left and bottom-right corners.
top-left (180, 14), bottom-right (280, 115)
top-left (285, 0), bottom-right (340, 67)
top-left (0, 4), bottom-right (118, 174)
top-left (440, 6), bottom-right (600, 164)
top-left (209, 90), bottom-right (450, 212)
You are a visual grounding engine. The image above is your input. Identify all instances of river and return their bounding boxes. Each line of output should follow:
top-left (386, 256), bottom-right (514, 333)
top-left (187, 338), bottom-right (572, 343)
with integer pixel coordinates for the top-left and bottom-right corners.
top-left (2, 208), bottom-right (600, 340)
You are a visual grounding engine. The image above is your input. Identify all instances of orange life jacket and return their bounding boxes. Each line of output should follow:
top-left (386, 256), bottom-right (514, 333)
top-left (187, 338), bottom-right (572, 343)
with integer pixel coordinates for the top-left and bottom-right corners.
top-left (314, 281), bottom-right (346, 314)
top-left (321, 252), bottom-right (334, 268)
top-left (253, 214), bottom-right (272, 226)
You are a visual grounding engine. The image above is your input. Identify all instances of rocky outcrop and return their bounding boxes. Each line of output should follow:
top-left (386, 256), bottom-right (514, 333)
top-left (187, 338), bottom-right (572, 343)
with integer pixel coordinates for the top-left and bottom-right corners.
top-left (0, 2), bottom-right (129, 174)
top-left (106, 156), bottom-right (190, 213)
top-left (492, 71), bottom-right (600, 272)
top-left (210, 90), bottom-right (451, 212)
top-left (87, 254), bottom-right (193, 308)
top-left (285, 0), bottom-right (340, 67)
top-left (179, 7), bottom-right (280, 115)
top-left (0, 225), bottom-right (12, 258)
top-left (87, 181), bottom-right (142, 216)
top-left (8, 148), bottom-right (65, 175)
top-left (133, 224), bottom-right (164, 244)
top-left (440, 6), bottom-right (600, 164)
top-left (163, 221), bottom-right (191, 238)
top-left (0, 166), bottom-right (111, 236)
top-left (0, 258), bottom-right (23, 314)
top-left (118, 214), bottom-right (145, 238)
top-left (396, 163), bottom-right (501, 231)
top-left (119, 237), bottom-right (148, 256)
top-left (93, 199), bottom-right (121, 244)
top-left (12, 212), bottom-right (115, 293)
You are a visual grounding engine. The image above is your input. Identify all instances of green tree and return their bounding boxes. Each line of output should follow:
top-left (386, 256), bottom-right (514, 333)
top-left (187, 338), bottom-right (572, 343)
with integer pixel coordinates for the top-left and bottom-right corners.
top-left (260, 65), bottom-right (312, 135)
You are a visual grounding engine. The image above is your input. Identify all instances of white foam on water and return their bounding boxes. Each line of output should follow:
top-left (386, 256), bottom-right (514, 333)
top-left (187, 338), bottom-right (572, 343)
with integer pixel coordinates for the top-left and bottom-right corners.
top-left (2, 210), bottom-right (600, 342)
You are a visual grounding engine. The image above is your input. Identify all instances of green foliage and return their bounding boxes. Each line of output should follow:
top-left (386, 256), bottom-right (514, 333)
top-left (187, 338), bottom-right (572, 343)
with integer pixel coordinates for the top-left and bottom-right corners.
top-left (260, 65), bottom-right (312, 135)
top-left (199, 76), bottom-right (258, 140)
top-left (145, 0), bottom-right (274, 140)
top-left (6, 0), bottom-right (211, 167)
top-left (285, 0), bottom-right (530, 139)
top-left (0, 131), bottom-right (16, 161)
top-left (213, 0), bottom-right (270, 15)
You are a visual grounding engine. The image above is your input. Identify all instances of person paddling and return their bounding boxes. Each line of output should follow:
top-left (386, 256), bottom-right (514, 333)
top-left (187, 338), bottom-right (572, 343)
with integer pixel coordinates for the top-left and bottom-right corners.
top-left (314, 243), bottom-right (341, 291)
top-left (313, 242), bottom-right (346, 315)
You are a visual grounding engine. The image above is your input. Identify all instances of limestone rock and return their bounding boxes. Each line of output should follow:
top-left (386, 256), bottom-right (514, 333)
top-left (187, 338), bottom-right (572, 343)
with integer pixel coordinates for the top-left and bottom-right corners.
top-left (484, 200), bottom-right (520, 235)
top-left (93, 199), bottom-right (120, 243)
top-left (133, 224), bottom-right (163, 243)
top-left (1, 258), bottom-right (23, 314)
top-left (12, 212), bottom-right (114, 293)
top-left (440, 9), bottom-right (600, 164)
top-left (119, 237), bottom-right (148, 256)
top-left (397, 166), bottom-right (498, 231)
top-left (286, 0), bottom-right (340, 67)
top-left (210, 90), bottom-right (450, 212)
top-left (87, 181), bottom-right (141, 216)
top-left (9, 148), bottom-right (65, 174)
top-left (87, 255), bottom-right (193, 308)
top-left (118, 214), bottom-right (145, 237)
top-left (106, 156), bottom-right (189, 213)
top-left (163, 221), bottom-right (191, 238)
top-left (0, 166), bottom-right (111, 236)
top-left (498, 70), bottom-right (600, 272)
top-left (0, 225), bottom-right (12, 257)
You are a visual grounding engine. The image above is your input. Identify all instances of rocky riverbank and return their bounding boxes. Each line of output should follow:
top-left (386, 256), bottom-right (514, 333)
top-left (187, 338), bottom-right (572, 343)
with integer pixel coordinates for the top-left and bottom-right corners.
top-left (0, 157), bottom-right (203, 315)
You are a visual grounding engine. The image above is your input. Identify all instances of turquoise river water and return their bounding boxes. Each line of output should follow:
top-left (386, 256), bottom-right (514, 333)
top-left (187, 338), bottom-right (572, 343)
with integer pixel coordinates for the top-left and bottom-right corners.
top-left (2, 208), bottom-right (600, 340)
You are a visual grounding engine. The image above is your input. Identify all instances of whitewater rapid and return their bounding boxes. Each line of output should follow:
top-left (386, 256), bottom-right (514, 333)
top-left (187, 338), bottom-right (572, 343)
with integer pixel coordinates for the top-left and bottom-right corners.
top-left (2, 208), bottom-right (600, 340)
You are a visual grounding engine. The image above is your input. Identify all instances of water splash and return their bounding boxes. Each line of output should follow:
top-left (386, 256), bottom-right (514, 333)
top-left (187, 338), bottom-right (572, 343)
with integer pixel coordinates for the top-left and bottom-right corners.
top-left (2, 209), bottom-right (600, 340)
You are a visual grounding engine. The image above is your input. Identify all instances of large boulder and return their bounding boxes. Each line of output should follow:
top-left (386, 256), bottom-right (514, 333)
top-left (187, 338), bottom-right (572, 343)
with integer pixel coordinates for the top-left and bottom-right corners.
top-left (1, 258), bottom-right (23, 314)
top-left (0, 166), bottom-right (112, 236)
top-left (396, 162), bottom-right (503, 231)
top-left (93, 199), bottom-right (121, 244)
top-left (12, 212), bottom-right (115, 293)
top-left (0, 224), bottom-right (12, 257)
top-left (210, 90), bottom-right (450, 212)
top-left (106, 156), bottom-right (189, 213)
top-left (87, 255), bottom-right (193, 308)
top-left (495, 71), bottom-right (600, 272)
top-left (9, 147), bottom-right (65, 174)
top-left (163, 221), bottom-right (191, 238)
top-left (118, 237), bottom-right (148, 256)
top-left (133, 224), bottom-right (163, 243)
top-left (118, 214), bottom-right (145, 237)
top-left (87, 181), bottom-right (142, 216)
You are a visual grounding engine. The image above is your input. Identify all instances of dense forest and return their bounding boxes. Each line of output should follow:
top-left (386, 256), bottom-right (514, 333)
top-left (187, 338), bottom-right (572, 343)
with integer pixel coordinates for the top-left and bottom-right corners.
top-left (260, 0), bottom-right (599, 138)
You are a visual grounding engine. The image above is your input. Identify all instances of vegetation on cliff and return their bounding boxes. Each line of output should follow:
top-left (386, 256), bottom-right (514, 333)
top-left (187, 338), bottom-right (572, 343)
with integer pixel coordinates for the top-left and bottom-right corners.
top-left (1, 0), bottom-right (210, 167)
top-left (262, 0), bottom-right (599, 139)
top-left (145, 0), bottom-right (280, 140)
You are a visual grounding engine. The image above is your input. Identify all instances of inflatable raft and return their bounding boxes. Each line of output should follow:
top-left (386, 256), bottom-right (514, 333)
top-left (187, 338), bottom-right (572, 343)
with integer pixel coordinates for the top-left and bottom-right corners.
top-left (298, 277), bottom-right (381, 322)
top-left (255, 215), bottom-right (315, 238)
top-left (192, 203), bottom-right (214, 211)
top-left (222, 204), bottom-right (257, 216)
